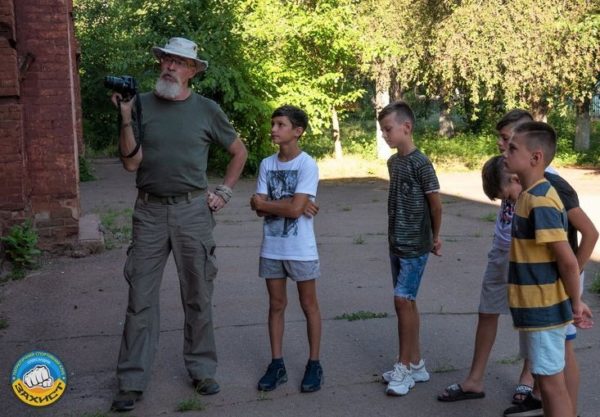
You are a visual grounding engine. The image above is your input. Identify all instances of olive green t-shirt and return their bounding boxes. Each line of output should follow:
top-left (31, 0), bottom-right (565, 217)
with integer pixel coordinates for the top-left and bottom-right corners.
top-left (136, 92), bottom-right (238, 196)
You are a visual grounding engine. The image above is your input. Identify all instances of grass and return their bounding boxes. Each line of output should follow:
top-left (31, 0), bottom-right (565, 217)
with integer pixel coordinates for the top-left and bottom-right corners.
top-left (312, 116), bottom-right (600, 179)
top-left (481, 212), bottom-right (497, 222)
top-left (0, 318), bottom-right (8, 330)
top-left (176, 396), bottom-right (205, 412)
top-left (257, 391), bottom-right (271, 401)
top-left (334, 311), bottom-right (388, 321)
top-left (79, 156), bottom-right (96, 182)
top-left (97, 207), bottom-right (133, 249)
top-left (589, 272), bottom-right (600, 294)
top-left (497, 355), bottom-right (521, 365)
top-left (431, 362), bottom-right (457, 373)
top-left (318, 155), bottom-right (388, 180)
top-left (353, 235), bottom-right (366, 244)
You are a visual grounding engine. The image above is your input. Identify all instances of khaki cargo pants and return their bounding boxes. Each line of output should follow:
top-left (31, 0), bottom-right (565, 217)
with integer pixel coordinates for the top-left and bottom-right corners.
top-left (116, 193), bottom-right (218, 391)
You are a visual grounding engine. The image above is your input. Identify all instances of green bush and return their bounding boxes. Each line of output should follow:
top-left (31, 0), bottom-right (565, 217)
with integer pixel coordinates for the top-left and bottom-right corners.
top-left (417, 131), bottom-right (497, 170)
top-left (1, 221), bottom-right (41, 280)
top-left (79, 156), bottom-right (96, 182)
top-left (590, 272), bottom-right (600, 294)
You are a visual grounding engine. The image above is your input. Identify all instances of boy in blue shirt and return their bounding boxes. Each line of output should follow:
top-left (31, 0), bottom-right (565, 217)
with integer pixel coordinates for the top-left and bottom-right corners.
top-left (250, 105), bottom-right (323, 393)
top-left (378, 101), bottom-right (442, 396)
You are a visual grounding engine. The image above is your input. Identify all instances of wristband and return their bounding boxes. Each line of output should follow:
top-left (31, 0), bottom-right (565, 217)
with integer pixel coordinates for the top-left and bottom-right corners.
top-left (214, 184), bottom-right (233, 203)
top-left (121, 122), bottom-right (133, 129)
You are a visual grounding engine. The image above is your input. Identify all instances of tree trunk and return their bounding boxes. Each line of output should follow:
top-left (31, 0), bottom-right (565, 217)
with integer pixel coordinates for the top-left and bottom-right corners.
top-left (332, 107), bottom-right (343, 159)
top-left (530, 98), bottom-right (549, 122)
top-left (375, 72), bottom-right (392, 160)
top-left (438, 99), bottom-right (454, 137)
top-left (575, 98), bottom-right (591, 151)
top-left (390, 68), bottom-right (402, 102)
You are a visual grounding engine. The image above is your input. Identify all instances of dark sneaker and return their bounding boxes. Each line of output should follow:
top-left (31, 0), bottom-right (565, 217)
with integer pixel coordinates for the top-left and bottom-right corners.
top-left (257, 359), bottom-right (288, 391)
top-left (110, 390), bottom-right (142, 412)
top-left (193, 378), bottom-right (221, 395)
top-left (503, 393), bottom-right (543, 417)
top-left (301, 360), bottom-right (323, 393)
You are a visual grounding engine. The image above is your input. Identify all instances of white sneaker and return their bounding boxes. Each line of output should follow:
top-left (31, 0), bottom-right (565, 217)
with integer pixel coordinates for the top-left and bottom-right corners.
top-left (382, 367), bottom-right (395, 384)
top-left (409, 359), bottom-right (430, 383)
top-left (385, 364), bottom-right (415, 396)
top-left (382, 359), bottom-right (430, 384)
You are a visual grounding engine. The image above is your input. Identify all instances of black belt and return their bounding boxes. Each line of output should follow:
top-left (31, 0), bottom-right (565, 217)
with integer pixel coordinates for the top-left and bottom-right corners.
top-left (138, 189), bottom-right (205, 205)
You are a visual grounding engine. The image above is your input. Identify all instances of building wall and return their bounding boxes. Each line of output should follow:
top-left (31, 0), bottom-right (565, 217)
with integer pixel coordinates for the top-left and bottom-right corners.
top-left (0, 0), bottom-right (82, 251)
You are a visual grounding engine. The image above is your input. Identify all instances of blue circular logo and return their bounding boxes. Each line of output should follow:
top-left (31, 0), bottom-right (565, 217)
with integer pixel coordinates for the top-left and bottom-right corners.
top-left (11, 350), bottom-right (67, 406)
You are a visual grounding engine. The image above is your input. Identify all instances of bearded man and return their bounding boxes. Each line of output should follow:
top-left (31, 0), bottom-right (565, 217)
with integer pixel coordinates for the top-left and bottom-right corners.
top-left (109, 37), bottom-right (247, 412)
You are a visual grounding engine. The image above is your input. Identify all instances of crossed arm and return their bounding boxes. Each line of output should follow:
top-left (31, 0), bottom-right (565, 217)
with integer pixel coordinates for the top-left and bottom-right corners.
top-left (250, 193), bottom-right (319, 218)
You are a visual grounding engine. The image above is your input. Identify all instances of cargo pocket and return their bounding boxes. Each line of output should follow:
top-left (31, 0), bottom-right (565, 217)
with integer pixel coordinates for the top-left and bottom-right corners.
top-left (202, 240), bottom-right (218, 281)
top-left (123, 242), bottom-right (135, 285)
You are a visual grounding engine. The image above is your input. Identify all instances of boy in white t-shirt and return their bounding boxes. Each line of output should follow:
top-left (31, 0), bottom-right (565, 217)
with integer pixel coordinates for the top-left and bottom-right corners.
top-left (250, 105), bottom-right (322, 393)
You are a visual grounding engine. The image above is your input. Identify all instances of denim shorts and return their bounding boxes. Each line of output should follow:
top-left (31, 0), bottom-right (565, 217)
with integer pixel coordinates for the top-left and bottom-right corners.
top-left (259, 257), bottom-right (320, 281)
top-left (519, 326), bottom-right (567, 375)
top-left (390, 252), bottom-right (429, 300)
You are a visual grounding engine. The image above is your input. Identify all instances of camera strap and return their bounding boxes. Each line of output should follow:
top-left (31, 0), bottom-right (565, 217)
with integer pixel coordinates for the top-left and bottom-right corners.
top-left (118, 95), bottom-right (143, 159)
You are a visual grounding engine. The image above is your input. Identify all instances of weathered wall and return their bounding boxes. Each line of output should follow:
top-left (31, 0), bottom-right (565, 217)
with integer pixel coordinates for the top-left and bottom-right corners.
top-left (0, 0), bottom-right (82, 251)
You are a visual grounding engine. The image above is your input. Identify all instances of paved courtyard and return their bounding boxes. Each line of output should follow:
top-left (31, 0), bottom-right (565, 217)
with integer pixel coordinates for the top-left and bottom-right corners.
top-left (1, 160), bottom-right (599, 417)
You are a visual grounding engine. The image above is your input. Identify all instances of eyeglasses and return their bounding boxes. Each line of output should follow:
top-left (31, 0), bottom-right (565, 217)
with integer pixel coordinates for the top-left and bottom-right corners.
top-left (160, 55), bottom-right (195, 69)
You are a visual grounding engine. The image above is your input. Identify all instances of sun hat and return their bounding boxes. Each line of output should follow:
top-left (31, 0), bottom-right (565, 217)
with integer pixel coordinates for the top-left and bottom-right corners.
top-left (151, 37), bottom-right (208, 71)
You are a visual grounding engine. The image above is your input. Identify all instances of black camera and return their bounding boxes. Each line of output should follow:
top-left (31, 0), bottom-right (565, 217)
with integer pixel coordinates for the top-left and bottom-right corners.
top-left (104, 75), bottom-right (137, 101)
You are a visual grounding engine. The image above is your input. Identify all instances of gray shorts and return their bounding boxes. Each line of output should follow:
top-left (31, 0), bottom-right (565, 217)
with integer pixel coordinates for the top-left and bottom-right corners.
top-left (479, 245), bottom-right (510, 314)
top-left (259, 257), bottom-right (320, 281)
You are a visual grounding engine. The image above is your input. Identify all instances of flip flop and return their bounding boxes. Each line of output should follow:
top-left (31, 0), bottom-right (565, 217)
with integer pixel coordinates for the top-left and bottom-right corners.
top-left (438, 383), bottom-right (485, 402)
top-left (512, 383), bottom-right (533, 404)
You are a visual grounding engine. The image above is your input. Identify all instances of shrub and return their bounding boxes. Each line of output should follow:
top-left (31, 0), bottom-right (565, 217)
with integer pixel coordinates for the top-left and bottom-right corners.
top-left (1, 221), bottom-right (41, 280)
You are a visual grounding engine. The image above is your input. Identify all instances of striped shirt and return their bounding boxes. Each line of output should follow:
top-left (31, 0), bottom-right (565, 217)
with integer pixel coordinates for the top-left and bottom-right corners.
top-left (387, 149), bottom-right (440, 257)
top-left (509, 179), bottom-right (572, 331)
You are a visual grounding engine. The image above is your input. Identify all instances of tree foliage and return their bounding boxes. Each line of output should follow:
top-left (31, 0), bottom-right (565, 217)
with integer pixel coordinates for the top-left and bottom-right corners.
top-left (74, 0), bottom-right (600, 167)
top-left (431, 0), bottom-right (600, 120)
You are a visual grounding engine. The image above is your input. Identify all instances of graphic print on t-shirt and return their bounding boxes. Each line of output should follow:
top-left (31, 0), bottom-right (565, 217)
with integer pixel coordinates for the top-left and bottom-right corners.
top-left (500, 200), bottom-right (514, 226)
top-left (266, 170), bottom-right (298, 237)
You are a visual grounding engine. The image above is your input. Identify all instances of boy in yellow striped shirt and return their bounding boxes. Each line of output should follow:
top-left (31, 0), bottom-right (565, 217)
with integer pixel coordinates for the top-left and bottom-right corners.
top-left (503, 121), bottom-right (592, 417)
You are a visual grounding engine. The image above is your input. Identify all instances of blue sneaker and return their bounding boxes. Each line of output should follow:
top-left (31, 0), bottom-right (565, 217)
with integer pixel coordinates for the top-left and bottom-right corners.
top-left (258, 359), bottom-right (287, 391)
top-left (301, 360), bottom-right (323, 392)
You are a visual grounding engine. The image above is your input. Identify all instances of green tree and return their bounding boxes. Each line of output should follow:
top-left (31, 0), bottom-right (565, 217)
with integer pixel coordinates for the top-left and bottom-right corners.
top-left (430, 0), bottom-right (599, 145)
top-left (74, 0), bottom-right (272, 172)
top-left (238, 0), bottom-right (364, 158)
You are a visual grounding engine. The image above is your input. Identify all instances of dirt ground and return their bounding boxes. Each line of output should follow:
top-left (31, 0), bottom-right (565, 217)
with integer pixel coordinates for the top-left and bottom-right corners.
top-left (0, 159), bottom-right (599, 417)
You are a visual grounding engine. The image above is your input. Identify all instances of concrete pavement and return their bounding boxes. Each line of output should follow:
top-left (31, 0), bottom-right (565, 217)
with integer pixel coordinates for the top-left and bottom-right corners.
top-left (1, 160), bottom-right (598, 417)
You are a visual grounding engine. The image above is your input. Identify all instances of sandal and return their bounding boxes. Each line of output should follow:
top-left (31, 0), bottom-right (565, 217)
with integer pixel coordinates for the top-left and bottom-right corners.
top-left (438, 383), bottom-right (485, 402)
top-left (512, 383), bottom-right (533, 404)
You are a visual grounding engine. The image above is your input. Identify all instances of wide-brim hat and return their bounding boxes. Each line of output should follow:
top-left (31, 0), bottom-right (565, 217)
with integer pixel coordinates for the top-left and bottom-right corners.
top-left (151, 37), bottom-right (208, 72)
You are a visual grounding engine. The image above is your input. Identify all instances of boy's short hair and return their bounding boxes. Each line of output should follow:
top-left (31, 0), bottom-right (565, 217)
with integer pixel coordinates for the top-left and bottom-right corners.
top-left (481, 155), bottom-right (509, 201)
top-left (272, 105), bottom-right (308, 131)
top-left (512, 121), bottom-right (557, 165)
top-left (495, 109), bottom-right (533, 131)
top-left (377, 100), bottom-right (416, 128)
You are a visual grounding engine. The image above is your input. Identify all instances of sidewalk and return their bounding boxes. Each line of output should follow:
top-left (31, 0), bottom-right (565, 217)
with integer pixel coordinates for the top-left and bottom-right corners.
top-left (1, 160), bottom-right (598, 417)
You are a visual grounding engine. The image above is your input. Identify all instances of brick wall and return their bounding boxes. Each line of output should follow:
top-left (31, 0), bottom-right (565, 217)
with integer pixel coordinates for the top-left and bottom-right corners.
top-left (0, 0), bottom-right (82, 251)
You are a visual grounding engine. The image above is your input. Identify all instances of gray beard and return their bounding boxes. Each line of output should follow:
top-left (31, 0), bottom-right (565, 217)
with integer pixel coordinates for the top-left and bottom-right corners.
top-left (154, 78), bottom-right (182, 100)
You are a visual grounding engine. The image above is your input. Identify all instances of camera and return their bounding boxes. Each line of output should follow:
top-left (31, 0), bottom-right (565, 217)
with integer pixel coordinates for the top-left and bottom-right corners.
top-left (104, 75), bottom-right (137, 101)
